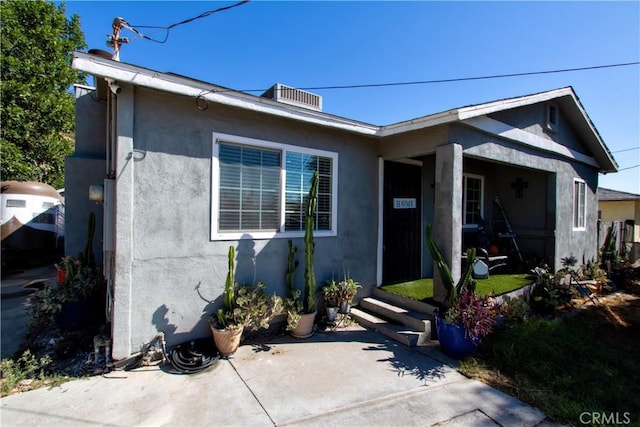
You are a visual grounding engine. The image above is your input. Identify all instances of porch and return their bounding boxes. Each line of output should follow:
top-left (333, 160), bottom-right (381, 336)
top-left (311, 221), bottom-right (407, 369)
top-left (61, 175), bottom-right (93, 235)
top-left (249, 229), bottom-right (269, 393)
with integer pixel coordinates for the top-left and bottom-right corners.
top-left (380, 145), bottom-right (556, 299)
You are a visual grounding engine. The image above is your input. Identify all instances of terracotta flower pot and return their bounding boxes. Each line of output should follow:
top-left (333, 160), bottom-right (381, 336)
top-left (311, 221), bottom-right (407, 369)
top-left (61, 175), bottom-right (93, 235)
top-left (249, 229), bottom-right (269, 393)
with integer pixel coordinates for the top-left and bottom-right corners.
top-left (57, 269), bottom-right (66, 284)
top-left (291, 311), bottom-right (316, 339)
top-left (210, 325), bottom-right (243, 357)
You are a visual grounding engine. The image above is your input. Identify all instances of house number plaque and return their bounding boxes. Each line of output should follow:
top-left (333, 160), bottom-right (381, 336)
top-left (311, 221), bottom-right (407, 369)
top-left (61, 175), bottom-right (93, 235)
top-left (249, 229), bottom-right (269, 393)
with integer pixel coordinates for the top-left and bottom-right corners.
top-left (393, 198), bottom-right (417, 209)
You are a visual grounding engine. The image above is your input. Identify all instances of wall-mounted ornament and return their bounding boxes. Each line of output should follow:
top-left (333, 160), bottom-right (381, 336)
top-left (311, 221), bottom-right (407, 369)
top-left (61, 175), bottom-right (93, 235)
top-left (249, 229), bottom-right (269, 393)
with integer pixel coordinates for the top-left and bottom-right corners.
top-left (511, 177), bottom-right (529, 199)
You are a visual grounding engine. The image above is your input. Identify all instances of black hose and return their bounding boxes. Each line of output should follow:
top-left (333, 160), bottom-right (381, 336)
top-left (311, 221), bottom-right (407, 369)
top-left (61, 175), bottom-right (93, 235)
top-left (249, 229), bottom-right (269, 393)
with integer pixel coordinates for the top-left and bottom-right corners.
top-left (165, 340), bottom-right (220, 375)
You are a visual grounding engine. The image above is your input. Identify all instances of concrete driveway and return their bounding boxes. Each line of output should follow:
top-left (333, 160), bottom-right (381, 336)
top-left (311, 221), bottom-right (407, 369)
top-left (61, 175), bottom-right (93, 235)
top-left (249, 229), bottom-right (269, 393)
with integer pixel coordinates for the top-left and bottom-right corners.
top-left (0, 326), bottom-right (550, 426)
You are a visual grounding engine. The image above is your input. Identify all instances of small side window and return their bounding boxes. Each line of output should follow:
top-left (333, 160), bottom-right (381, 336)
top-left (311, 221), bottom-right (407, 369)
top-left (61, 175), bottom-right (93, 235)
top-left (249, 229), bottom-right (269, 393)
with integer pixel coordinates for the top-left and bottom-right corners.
top-left (546, 103), bottom-right (559, 132)
top-left (573, 179), bottom-right (586, 230)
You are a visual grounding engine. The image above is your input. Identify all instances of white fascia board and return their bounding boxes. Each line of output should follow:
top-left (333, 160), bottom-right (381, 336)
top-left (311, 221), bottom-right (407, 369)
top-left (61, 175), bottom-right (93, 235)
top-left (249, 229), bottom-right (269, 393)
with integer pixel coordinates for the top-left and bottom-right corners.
top-left (457, 88), bottom-right (617, 172)
top-left (463, 116), bottom-right (600, 168)
top-left (456, 88), bottom-right (574, 120)
top-left (379, 110), bottom-right (460, 137)
top-left (72, 52), bottom-right (379, 136)
top-left (377, 88), bottom-right (575, 137)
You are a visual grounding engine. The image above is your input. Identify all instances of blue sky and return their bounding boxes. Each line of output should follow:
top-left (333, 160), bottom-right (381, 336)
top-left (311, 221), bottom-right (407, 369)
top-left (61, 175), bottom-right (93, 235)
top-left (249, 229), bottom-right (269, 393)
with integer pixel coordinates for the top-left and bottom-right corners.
top-left (63, 1), bottom-right (639, 194)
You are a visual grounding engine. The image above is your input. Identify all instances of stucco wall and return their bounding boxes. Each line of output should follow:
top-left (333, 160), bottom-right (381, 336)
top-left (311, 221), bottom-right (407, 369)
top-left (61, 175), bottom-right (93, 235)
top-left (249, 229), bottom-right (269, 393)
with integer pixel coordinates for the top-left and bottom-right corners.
top-left (489, 103), bottom-right (588, 155)
top-left (65, 90), bottom-right (106, 264)
top-left (379, 126), bottom-right (447, 160)
top-left (115, 87), bottom-right (379, 354)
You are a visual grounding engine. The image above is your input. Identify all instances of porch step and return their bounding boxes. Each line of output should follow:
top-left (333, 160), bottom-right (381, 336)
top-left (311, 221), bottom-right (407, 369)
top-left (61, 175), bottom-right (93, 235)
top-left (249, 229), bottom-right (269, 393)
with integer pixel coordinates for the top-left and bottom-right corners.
top-left (359, 297), bottom-right (434, 338)
top-left (351, 289), bottom-right (441, 347)
top-left (349, 308), bottom-right (430, 347)
top-left (372, 287), bottom-right (439, 316)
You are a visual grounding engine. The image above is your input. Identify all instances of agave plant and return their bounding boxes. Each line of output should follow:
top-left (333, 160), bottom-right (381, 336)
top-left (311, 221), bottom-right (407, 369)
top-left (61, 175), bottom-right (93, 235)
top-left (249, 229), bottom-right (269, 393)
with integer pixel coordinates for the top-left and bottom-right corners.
top-left (425, 223), bottom-right (476, 312)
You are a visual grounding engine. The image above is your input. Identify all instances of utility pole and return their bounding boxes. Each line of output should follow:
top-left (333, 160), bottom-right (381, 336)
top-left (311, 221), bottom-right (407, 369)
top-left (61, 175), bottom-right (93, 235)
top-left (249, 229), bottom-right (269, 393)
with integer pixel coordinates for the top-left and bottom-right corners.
top-left (107, 17), bottom-right (128, 61)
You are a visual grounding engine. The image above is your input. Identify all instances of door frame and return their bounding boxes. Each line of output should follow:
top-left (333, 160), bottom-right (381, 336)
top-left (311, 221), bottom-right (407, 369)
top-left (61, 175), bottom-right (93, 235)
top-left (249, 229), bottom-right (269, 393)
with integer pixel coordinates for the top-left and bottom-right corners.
top-left (377, 158), bottom-right (423, 285)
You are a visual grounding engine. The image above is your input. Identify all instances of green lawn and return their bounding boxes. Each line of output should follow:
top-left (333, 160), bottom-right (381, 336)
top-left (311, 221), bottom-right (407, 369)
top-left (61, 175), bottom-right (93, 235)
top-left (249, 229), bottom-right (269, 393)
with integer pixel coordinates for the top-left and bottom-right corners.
top-left (381, 274), bottom-right (531, 301)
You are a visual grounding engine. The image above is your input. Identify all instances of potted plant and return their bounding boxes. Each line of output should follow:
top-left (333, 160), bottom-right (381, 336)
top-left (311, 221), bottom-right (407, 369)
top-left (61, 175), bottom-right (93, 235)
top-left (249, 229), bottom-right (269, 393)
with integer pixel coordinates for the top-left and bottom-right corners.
top-left (426, 223), bottom-right (495, 359)
top-left (54, 256), bottom-right (74, 284)
top-left (336, 277), bottom-right (360, 314)
top-left (322, 280), bottom-right (340, 322)
top-left (210, 246), bottom-right (282, 357)
top-left (30, 255), bottom-right (105, 330)
top-left (437, 289), bottom-right (495, 358)
top-left (284, 172), bottom-right (319, 338)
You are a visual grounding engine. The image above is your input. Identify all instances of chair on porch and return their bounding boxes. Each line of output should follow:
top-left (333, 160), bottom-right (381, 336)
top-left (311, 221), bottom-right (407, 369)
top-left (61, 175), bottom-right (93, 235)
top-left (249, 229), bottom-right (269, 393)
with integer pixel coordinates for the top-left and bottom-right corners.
top-left (476, 247), bottom-right (509, 272)
top-left (462, 218), bottom-right (509, 278)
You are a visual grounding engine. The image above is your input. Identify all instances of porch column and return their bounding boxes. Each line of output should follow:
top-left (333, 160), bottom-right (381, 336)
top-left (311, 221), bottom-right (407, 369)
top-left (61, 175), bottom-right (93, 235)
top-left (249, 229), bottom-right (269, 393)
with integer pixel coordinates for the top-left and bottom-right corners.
top-left (433, 143), bottom-right (463, 304)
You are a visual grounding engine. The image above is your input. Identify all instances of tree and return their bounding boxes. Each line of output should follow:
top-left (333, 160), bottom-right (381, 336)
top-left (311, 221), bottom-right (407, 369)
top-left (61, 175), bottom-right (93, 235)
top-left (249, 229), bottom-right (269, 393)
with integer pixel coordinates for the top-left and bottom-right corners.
top-left (1, 0), bottom-right (86, 189)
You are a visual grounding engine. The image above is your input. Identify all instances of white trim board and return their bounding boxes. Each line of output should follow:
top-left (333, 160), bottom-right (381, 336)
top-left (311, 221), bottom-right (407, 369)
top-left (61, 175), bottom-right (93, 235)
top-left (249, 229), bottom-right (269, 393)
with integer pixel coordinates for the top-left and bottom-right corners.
top-left (462, 116), bottom-right (599, 168)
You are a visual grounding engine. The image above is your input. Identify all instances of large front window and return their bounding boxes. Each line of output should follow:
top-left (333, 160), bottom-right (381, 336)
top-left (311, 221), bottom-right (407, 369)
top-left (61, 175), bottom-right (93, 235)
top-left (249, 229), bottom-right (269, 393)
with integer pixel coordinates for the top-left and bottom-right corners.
top-left (212, 133), bottom-right (338, 240)
top-left (218, 144), bottom-right (280, 231)
top-left (463, 174), bottom-right (484, 226)
top-left (573, 179), bottom-right (586, 230)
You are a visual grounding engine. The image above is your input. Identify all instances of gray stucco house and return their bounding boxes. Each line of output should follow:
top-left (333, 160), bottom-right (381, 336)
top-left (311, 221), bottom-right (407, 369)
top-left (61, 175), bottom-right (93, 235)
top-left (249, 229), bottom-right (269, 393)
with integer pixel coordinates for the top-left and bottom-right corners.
top-left (68, 51), bottom-right (617, 358)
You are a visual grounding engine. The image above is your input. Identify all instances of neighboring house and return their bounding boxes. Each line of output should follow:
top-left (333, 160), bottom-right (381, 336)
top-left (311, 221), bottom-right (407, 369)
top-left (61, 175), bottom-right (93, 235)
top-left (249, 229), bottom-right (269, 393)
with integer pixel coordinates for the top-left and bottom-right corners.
top-left (68, 51), bottom-right (617, 358)
top-left (597, 187), bottom-right (640, 261)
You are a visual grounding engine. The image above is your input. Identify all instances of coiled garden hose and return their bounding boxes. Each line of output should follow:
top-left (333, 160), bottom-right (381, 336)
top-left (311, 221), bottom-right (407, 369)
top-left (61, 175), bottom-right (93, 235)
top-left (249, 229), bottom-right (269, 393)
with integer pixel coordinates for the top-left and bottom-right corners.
top-left (165, 341), bottom-right (220, 375)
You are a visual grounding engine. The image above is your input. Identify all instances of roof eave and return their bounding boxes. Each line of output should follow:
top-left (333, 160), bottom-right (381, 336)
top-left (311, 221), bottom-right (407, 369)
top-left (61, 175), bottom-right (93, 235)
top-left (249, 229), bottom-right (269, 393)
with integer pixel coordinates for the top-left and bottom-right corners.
top-left (72, 51), bottom-right (380, 137)
top-left (71, 52), bottom-right (620, 173)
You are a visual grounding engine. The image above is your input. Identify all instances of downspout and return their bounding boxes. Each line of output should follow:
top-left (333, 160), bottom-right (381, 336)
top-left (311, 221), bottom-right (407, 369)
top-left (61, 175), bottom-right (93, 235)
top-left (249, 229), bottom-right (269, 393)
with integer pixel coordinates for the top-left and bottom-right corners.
top-left (376, 157), bottom-right (384, 286)
top-left (103, 79), bottom-right (117, 324)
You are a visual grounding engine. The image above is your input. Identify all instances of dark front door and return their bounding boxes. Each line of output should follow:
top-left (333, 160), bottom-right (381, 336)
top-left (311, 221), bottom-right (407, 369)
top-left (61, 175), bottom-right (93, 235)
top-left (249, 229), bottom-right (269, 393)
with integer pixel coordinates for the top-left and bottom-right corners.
top-left (383, 161), bottom-right (422, 284)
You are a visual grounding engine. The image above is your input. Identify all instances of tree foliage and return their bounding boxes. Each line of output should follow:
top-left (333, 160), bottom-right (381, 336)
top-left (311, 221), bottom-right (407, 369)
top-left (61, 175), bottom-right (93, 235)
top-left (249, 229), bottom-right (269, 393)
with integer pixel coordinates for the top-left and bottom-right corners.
top-left (1, 0), bottom-right (86, 188)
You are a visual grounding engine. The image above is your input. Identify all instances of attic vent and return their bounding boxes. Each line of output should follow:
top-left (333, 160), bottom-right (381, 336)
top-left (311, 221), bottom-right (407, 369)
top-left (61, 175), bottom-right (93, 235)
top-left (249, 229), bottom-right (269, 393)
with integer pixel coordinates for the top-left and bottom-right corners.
top-left (261, 83), bottom-right (322, 111)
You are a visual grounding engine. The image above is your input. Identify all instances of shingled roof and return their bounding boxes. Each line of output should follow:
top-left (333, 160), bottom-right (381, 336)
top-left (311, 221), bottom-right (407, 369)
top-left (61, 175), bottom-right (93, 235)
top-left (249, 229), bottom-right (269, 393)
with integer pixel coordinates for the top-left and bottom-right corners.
top-left (597, 187), bottom-right (640, 201)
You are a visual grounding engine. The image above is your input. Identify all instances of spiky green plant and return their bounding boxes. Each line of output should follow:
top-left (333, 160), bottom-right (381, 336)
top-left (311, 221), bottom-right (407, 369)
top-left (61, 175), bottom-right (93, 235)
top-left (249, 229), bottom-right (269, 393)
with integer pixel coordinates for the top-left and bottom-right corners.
top-left (425, 223), bottom-right (476, 312)
top-left (216, 246), bottom-right (236, 328)
top-left (303, 171), bottom-right (319, 314)
top-left (82, 212), bottom-right (96, 270)
top-left (286, 239), bottom-right (298, 298)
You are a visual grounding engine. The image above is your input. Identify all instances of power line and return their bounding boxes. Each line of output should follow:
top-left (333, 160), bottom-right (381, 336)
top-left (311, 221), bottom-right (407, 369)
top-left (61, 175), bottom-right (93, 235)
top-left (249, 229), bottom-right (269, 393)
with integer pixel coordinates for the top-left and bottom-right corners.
top-left (125, 0), bottom-right (250, 44)
top-left (611, 147), bottom-right (640, 153)
top-left (235, 61), bottom-right (640, 93)
top-left (617, 164), bottom-right (639, 172)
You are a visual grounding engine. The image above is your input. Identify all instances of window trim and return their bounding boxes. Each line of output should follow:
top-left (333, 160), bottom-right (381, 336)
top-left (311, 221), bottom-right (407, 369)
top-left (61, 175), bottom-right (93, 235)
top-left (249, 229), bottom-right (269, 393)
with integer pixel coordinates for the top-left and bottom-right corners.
top-left (573, 178), bottom-right (587, 231)
top-left (211, 132), bottom-right (338, 240)
top-left (462, 173), bottom-right (484, 229)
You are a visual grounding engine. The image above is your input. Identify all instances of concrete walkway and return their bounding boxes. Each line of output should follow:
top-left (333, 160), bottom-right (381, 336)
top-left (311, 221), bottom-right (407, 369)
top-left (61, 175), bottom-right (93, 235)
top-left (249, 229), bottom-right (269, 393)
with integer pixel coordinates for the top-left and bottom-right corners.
top-left (1, 326), bottom-right (550, 426)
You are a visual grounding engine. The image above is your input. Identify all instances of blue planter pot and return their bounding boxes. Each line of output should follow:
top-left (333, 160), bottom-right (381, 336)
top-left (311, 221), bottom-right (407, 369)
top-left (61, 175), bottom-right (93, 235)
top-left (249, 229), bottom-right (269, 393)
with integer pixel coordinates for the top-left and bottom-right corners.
top-left (56, 298), bottom-right (90, 331)
top-left (435, 316), bottom-right (479, 359)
